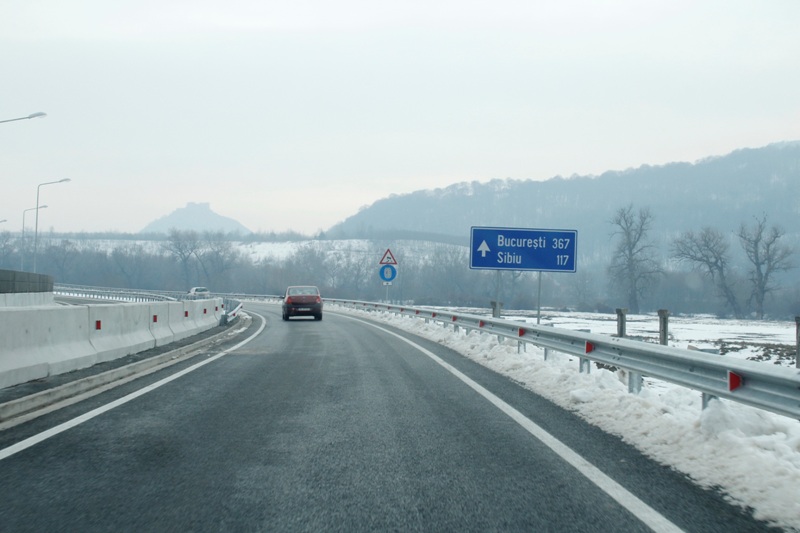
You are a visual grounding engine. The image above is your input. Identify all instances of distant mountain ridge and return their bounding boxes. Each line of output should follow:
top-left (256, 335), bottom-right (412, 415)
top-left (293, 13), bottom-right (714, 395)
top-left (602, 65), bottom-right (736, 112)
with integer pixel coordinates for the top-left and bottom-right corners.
top-left (327, 142), bottom-right (800, 261)
top-left (141, 202), bottom-right (251, 235)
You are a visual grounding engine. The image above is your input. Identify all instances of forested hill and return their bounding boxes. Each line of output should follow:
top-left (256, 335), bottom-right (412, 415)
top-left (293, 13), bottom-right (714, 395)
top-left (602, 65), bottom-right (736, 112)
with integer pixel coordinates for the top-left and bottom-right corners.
top-left (326, 142), bottom-right (800, 261)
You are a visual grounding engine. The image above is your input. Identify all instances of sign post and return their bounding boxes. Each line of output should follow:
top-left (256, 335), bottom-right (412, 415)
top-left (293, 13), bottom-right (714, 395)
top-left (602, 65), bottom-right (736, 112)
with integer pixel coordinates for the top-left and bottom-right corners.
top-left (378, 249), bottom-right (398, 302)
top-left (470, 226), bottom-right (577, 319)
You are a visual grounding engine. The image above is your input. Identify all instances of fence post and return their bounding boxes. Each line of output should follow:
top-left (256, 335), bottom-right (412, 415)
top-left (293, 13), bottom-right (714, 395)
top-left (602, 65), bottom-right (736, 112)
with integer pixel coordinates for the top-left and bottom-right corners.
top-left (491, 300), bottom-right (503, 318)
top-left (658, 309), bottom-right (670, 345)
top-left (616, 308), bottom-right (627, 338)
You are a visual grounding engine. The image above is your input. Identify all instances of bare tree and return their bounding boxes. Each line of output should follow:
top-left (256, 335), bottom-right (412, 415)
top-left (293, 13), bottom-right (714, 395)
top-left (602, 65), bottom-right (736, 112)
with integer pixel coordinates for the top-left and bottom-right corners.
top-left (197, 231), bottom-right (240, 289)
top-left (284, 243), bottom-right (330, 288)
top-left (671, 227), bottom-right (743, 318)
top-left (162, 229), bottom-right (201, 288)
top-left (42, 240), bottom-right (79, 281)
top-left (0, 231), bottom-right (14, 269)
top-left (738, 216), bottom-right (793, 319)
top-left (571, 270), bottom-right (598, 312)
top-left (112, 244), bottom-right (150, 288)
top-left (326, 248), bottom-right (371, 297)
top-left (607, 205), bottom-right (661, 313)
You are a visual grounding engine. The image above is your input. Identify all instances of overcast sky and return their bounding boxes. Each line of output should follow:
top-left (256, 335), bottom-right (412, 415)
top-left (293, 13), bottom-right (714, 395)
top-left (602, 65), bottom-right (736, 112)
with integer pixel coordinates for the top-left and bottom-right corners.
top-left (2, 0), bottom-right (799, 235)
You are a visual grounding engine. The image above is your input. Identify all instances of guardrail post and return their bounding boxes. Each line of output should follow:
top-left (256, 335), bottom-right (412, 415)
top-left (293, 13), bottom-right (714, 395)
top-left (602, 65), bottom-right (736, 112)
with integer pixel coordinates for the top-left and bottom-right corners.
top-left (658, 309), bottom-right (670, 346)
top-left (615, 309), bottom-right (643, 394)
top-left (541, 324), bottom-right (553, 360)
top-left (795, 316), bottom-right (799, 369)
top-left (702, 393), bottom-right (717, 410)
top-left (579, 357), bottom-right (591, 374)
top-left (615, 308), bottom-right (627, 338)
top-left (627, 372), bottom-right (642, 394)
top-left (700, 308), bottom-right (718, 409)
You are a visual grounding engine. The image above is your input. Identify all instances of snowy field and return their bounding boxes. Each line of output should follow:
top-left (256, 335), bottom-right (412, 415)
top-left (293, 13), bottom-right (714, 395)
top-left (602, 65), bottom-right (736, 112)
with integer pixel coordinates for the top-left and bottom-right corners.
top-left (328, 305), bottom-right (800, 531)
top-left (69, 238), bottom-right (460, 262)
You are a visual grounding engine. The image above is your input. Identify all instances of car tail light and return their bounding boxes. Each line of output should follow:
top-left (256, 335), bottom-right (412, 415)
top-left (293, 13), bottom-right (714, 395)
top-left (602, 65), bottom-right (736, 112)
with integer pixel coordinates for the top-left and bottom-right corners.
top-left (316, 296), bottom-right (321, 303)
top-left (285, 296), bottom-right (293, 304)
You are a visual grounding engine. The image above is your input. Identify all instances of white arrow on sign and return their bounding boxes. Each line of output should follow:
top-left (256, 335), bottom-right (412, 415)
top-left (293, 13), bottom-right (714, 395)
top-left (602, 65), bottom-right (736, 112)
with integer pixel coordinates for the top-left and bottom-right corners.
top-left (477, 240), bottom-right (491, 258)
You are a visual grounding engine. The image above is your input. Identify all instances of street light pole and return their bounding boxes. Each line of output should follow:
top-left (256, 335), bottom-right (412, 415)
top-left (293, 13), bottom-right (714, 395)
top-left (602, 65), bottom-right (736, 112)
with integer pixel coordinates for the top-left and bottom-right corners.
top-left (21, 205), bottom-right (47, 271)
top-left (33, 178), bottom-right (71, 273)
top-left (0, 112), bottom-right (47, 124)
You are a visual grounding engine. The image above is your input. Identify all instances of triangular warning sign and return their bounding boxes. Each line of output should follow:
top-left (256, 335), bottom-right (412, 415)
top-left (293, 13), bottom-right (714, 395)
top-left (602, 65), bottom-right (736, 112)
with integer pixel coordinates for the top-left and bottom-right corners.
top-left (379, 248), bottom-right (398, 265)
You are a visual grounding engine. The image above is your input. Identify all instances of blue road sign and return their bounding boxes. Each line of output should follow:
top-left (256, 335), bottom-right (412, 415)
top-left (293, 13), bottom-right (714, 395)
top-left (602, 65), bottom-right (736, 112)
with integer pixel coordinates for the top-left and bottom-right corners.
top-left (379, 264), bottom-right (397, 282)
top-left (470, 226), bottom-right (577, 272)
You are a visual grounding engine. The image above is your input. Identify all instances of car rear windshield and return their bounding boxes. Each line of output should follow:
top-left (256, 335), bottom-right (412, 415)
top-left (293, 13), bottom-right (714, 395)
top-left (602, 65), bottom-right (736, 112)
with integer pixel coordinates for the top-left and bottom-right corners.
top-left (288, 287), bottom-right (319, 296)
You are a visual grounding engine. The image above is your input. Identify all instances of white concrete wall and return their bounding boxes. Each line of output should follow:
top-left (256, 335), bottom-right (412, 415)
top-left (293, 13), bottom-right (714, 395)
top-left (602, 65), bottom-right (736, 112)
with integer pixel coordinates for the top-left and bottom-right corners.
top-left (0, 298), bottom-right (223, 390)
top-left (149, 302), bottom-right (175, 347)
top-left (169, 301), bottom-right (195, 342)
top-left (0, 306), bottom-right (96, 388)
top-left (186, 299), bottom-right (219, 333)
top-left (0, 293), bottom-right (55, 307)
top-left (88, 303), bottom-right (157, 364)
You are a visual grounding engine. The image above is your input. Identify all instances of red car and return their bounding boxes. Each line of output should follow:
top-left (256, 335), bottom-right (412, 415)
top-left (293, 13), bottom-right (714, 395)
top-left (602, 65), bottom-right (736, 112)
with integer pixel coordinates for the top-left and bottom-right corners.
top-left (282, 286), bottom-right (323, 321)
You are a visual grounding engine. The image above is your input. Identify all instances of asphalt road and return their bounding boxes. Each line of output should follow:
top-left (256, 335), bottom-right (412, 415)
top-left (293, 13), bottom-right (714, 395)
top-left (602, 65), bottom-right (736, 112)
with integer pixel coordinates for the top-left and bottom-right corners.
top-left (0, 302), bottom-right (778, 532)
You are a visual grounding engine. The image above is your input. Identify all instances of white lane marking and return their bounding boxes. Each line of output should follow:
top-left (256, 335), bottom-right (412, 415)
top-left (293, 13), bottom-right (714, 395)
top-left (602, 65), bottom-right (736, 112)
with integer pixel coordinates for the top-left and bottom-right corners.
top-left (343, 314), bottom-right (685, 533)
top-left (0, 313), bottom-right (267, 462)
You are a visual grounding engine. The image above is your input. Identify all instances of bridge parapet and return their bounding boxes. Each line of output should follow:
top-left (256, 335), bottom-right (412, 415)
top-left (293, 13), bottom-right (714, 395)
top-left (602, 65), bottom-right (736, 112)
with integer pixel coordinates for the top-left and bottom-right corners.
top-left (0, 269), bottom-right (55, 307)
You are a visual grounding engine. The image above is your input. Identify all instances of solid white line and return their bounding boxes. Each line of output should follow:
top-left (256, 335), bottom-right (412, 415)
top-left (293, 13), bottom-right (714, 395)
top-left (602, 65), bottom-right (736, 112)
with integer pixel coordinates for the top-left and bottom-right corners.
top-left (343, 315), bottom-right (685, 533)
top-left (0, 313), bottom-right (267, 462)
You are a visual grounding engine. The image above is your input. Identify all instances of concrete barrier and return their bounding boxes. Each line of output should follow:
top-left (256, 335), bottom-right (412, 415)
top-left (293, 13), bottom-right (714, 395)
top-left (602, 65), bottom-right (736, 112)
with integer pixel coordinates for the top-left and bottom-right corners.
top-left (0, 306), bottom-right (97, 389)
top-left (169, 301), bottom-right (195, 342)
top-left (212, 300), bottom-right (224, 325)
top-left (0, 298), bottom-right (224, 390)
top-left (88, 303), bottom-right (156, 364)
top-left (149, 302), bottom-right (175, 347)
top-left (187, 299), bottom-right (220, 332)
top-left (0, 293), bottom-right (55, 307)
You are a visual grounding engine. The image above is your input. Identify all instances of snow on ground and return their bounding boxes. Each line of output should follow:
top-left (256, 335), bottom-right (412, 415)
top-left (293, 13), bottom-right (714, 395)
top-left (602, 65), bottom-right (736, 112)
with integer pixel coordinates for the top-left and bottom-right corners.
top-left (330, 305), bottom-right (800, 531)
top-left (65, 238), bottom-right (465, 263)
top-left (238, 239), bottom-right (465, 262)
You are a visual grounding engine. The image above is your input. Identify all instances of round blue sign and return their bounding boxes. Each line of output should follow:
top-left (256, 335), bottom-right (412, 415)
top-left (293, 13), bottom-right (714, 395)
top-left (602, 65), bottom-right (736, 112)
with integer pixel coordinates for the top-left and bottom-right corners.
top-left (379, 264), bottom-right (397, 282)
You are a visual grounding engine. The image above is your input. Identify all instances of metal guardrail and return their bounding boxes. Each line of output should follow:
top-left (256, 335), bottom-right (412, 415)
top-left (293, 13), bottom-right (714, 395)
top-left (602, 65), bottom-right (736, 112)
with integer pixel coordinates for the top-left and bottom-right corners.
top-left (327, 299), bottom-right (800, 420)
top-left (55, 283), bottom-right (180, 302)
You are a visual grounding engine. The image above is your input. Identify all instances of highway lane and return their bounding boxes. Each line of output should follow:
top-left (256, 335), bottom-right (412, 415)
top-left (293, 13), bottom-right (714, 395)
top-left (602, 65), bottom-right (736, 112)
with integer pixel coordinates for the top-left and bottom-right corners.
top-left (0, 302), bottom-right (776, 532)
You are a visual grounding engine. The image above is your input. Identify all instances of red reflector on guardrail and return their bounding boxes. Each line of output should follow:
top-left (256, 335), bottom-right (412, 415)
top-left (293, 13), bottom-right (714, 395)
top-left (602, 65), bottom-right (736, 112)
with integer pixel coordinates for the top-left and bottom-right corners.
top-left (585, 341), bottom-right (595, 353)
top-left (153, 315), bottom-right (158, 323)
top-left (185, 311), bottom-right (189, 318)
top-left (479, 320), bottom-right (485, 328)
top-left (519, 328), bottom-right (526, 337)
top-left (204, 309), bottom-right (207, 314)
top-left (95, 320), bottom-right (102, 330)
top-left (728, 371), bottom-right (744, 391)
